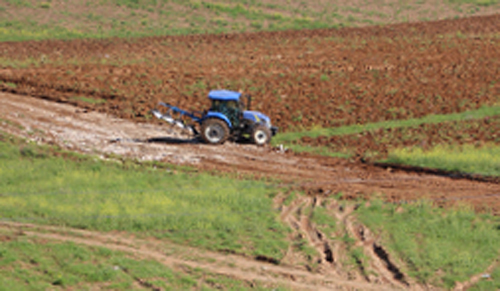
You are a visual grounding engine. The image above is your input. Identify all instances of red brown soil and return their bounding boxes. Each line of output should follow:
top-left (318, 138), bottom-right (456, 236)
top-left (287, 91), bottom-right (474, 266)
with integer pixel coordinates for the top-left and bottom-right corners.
top-left (1, 14), bottom-right (499, 131)
top-left (299, 115), bottom-right (500, 159)
top-left (1, 15), bottom-right (500, 213)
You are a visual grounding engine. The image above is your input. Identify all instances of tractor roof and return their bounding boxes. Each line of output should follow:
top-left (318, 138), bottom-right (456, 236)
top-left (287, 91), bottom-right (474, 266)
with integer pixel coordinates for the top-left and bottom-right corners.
top-left (208, 90), bottom-right (241, 101)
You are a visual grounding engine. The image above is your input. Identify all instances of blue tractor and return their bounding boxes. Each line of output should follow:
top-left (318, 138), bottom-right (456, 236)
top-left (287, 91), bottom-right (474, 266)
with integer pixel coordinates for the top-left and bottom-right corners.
top-left (152, 90), bottom-right (278, 145)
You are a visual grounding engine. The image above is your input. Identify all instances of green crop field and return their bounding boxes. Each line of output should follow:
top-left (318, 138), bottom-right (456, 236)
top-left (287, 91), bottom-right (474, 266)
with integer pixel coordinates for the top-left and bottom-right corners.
top-left (385, 144), bottom-right (500, 176)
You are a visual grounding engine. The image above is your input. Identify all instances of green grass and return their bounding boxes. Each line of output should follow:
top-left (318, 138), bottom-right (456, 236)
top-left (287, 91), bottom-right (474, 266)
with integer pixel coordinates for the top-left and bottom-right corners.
top-left (468, 264), bottom-right (500, 290)
top-left (274, 105), bottom-right (500, 145)
top-left (0, 22), bottom-right (89, 42)
top-left (385, 143), bottom-right (500, 176)
top-left (348, 246), bottom-right (371, 278)
top-left (70, 96), bottom-right (107, 104)
top-left (0, 0), bottom-right (498, 41)
top-left (356, 200), bottom-right (500, 288)
top-left (449, 0), bottom-right (499, 6)
top-left (0, 229), bottom-right (269, 290)
top-left (310, 200), bottom-right (337, 236)
top-left (0, 57), bottom-right (43, 69)
top-left (0, 133), bottom-right (289, 261)
top-left (0, 81), bottom-right (17, 88)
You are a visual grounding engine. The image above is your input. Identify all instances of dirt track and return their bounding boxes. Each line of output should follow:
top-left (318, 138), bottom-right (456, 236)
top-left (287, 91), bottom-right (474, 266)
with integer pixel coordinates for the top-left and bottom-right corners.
top-left (3, 221), bottom-right (395, 291)
top-left (2, 91), bottom-right (500, 214)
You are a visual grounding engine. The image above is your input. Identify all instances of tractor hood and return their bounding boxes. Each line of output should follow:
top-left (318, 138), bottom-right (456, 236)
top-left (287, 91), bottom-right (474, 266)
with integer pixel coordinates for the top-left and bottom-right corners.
top-left (243, 110), bottom-right (271, 126)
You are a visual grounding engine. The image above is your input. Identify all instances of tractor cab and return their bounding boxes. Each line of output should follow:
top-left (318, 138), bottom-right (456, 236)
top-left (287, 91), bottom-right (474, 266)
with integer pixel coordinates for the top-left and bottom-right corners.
top-left (205, 90), bottom-right (277, 142)
top-left (207, 90), bottom-right (246, 127)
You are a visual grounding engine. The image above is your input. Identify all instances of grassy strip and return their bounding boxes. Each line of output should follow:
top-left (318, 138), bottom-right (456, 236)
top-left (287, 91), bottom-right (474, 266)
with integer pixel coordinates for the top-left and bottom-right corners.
top-left (356, 200), bottom-right (500, 288)
top-left (0, 229), bottom-right (269, 290)
top-left (69, 96), bottom-right (107, 104)
top-left (0, 1), bottom-right (331, 42)
top-left (384, 143), bottom-right (500, 177)
top-left (274, 105), bottom-right (500, 145)
top-left (0, 133), bottom-right (289, 260)
top-left (0, 26), bottom-right (89, 42)
top-left (0, 0), bottom-right (498, 42)
top-left (0, 22), bottom-right (216, 42)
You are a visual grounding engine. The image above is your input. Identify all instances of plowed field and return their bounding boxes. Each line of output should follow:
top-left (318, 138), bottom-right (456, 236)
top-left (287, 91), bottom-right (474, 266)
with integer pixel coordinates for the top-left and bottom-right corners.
top-left (298, 116), bottom-right (500, 159)
top-left (1, 14), bottom-right (499, 131)
top-left (1, 15), bottom-right (500, 214)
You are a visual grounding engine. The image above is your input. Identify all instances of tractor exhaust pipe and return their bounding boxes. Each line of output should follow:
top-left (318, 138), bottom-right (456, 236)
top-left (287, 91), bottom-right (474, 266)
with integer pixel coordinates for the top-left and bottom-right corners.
top-left (245, 94), bottom-right (252, 110)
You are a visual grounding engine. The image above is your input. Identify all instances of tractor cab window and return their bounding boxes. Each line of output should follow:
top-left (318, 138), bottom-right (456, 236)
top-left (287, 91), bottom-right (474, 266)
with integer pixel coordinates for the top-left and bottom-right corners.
top-left (226, 100), bottom-right (239, 110)
top-left (210, 100), bottom-right (242, 113)
top-left (210, 100), bottom-right (222, 112)
top-left (210, 99), bottom-right (242, 127)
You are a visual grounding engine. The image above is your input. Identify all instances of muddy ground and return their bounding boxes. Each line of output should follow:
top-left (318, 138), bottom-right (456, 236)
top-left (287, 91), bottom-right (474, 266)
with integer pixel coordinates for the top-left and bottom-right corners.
top-left (2, 91), bottom-right (500, 215)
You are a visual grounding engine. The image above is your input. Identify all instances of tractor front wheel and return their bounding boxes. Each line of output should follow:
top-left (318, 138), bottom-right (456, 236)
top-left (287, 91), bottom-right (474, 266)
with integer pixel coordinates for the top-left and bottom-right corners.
top-left (251, 124), bottom-right (271, 146)
top-left (201, 118), bottom-right (230, 145)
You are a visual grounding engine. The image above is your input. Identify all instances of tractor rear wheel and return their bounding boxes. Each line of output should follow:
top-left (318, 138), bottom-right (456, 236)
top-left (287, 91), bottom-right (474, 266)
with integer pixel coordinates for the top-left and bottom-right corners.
top-left (251, 123), bottom-right (271, 146)
top-left (201, 118), bottom-right (230, 145)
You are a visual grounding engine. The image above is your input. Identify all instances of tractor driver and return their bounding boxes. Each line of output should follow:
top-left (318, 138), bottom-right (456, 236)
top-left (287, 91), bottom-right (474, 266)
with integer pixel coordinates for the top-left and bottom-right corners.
top-left (210, 100), bottom-right (242, 127)
top-left (225, 100), bottom-right (242, 127)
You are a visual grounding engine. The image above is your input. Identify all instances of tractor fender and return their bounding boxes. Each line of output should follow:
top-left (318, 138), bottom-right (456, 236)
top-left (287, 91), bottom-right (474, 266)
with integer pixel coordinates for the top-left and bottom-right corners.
top-left (202, 112), bottom-right (232, 129)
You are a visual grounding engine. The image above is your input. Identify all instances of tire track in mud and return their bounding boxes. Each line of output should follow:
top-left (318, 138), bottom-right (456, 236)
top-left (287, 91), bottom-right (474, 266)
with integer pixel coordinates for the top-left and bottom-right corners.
top-left (336, 202), bottom-right (428, 290)
top-left (277, 193), bottom-right (427, 290)
top-left (278, 195), bottom-right (342, 277)
top-left (0, 221), bottom-right (390, 291)
top-left (341, 207), bottom-right (416, 289)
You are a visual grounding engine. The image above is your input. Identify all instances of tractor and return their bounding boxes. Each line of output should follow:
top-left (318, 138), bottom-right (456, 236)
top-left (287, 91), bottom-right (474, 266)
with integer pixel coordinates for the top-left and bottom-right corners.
top-left (151, 89), bottom-right (278, 146)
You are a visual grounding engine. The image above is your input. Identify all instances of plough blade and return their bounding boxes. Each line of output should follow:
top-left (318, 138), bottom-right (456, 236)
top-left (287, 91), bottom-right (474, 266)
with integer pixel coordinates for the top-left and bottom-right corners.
top-left (151, 109), bottom-right (194, 135)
